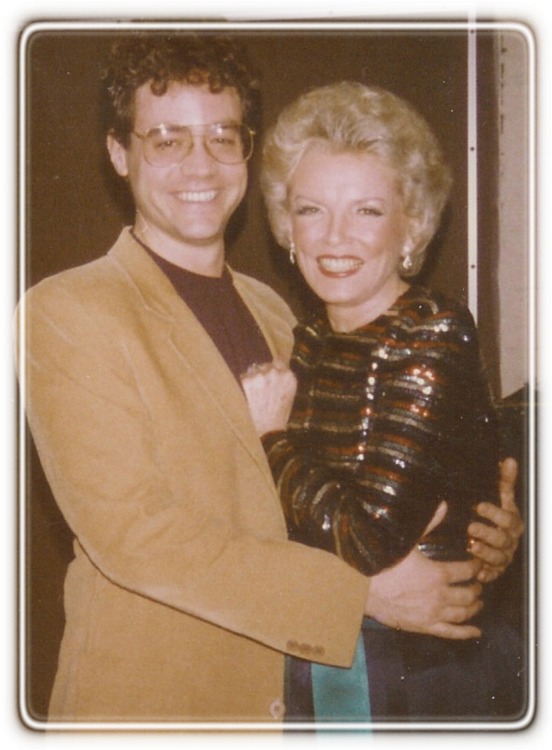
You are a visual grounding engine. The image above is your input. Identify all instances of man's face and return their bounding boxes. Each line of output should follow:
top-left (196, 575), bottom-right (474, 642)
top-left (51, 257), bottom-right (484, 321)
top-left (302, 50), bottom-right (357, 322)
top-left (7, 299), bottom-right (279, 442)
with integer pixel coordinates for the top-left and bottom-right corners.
top-left (108, 81), bottom-right (248, 273)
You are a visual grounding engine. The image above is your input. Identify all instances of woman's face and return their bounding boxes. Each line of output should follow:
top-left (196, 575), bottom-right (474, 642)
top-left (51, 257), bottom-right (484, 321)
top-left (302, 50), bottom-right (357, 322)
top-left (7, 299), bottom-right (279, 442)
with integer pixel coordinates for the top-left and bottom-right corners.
top-left (288, 146), bottom-right (415, 332)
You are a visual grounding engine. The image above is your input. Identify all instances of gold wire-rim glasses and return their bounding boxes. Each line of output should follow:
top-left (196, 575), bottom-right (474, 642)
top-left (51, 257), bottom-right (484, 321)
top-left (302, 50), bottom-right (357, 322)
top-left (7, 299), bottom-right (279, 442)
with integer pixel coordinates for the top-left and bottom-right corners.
top-left (131, 121), bottom-right (255, 167)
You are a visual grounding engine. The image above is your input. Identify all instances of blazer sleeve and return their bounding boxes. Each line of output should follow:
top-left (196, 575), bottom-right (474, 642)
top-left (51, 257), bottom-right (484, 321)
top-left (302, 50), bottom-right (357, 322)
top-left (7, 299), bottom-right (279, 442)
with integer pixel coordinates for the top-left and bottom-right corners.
top-left (16, 276), bottom-right (368, 668)
top-left (262, 303), bottom-right (499, 576)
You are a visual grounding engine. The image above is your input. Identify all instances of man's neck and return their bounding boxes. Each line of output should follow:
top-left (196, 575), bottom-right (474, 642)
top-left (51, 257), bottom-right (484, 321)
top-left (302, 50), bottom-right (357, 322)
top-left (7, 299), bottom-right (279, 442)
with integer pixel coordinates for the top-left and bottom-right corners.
top-left (132, 222), bottom-right (225, 278)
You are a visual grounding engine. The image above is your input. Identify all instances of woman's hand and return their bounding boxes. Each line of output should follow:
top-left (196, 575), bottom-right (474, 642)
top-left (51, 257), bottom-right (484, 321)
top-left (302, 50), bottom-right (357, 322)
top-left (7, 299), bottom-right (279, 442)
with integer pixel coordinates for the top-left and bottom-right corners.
top-left (469, 457), bottom-right (525, 583)
top-left (241, 360), bottom-right (297, 437)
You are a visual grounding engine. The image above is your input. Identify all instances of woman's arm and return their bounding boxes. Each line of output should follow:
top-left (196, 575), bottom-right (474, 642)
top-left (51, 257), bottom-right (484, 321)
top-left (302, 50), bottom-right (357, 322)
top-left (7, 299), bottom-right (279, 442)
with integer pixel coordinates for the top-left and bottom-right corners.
top-left (247, 302), bottom-right (497, 576)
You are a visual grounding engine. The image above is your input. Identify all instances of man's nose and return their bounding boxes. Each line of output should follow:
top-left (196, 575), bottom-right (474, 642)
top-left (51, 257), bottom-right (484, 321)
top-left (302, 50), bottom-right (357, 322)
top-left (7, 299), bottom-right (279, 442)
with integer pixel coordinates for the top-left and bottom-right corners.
top-left (180, 135), bottom-right (217, 174)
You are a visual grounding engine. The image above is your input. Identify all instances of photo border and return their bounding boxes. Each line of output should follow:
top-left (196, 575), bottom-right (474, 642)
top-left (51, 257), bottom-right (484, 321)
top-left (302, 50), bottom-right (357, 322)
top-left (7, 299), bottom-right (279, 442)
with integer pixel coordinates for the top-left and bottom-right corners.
top-left (16, 16), bottom-right (537, 734)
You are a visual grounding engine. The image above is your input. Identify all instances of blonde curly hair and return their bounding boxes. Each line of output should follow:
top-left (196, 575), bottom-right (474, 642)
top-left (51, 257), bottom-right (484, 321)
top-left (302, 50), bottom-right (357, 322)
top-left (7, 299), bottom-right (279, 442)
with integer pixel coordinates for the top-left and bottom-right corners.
top-left (261, 82), bottom-right (452, 277)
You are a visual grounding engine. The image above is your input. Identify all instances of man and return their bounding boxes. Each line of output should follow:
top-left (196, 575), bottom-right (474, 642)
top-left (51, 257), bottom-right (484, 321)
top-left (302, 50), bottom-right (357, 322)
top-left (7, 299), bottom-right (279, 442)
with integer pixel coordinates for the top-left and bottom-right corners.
top-left (18, 34), bottom-right (522, 723)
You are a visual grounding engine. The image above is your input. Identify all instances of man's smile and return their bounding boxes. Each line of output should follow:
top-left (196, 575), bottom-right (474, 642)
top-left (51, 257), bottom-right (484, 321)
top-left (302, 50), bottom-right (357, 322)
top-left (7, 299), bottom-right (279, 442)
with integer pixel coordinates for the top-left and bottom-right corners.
top-left (175, 189), bottom-right (218, 203)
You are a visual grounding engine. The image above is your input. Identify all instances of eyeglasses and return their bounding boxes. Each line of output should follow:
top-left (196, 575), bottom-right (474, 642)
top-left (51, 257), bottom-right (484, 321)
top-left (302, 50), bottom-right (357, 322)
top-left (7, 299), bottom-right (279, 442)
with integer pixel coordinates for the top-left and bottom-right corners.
top-left (131, 122), bottom-right (255, 167)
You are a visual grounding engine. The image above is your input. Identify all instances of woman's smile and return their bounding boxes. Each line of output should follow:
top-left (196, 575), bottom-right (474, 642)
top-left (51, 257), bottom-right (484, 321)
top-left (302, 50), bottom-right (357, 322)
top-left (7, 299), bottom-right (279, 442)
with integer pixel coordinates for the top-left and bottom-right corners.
top-left (317, 255), bottom-right (364, 276)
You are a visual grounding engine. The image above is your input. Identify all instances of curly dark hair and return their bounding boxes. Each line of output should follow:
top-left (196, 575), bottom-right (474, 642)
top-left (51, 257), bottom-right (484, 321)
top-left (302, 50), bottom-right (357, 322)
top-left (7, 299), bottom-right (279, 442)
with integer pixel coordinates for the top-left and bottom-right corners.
top-left (102, 33), bottom-right (260, 146)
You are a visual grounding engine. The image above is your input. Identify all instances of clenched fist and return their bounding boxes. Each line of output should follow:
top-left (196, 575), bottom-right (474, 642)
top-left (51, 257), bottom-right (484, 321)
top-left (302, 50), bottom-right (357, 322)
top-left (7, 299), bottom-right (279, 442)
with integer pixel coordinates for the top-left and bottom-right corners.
top-left (241, 360), bottom-right (297, 436)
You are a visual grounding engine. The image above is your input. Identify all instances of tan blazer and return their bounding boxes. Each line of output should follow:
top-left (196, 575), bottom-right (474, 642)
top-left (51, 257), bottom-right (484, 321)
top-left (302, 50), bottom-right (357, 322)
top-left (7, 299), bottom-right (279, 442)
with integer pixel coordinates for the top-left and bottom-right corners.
top-left (18, 229), bottom-right (368, 724)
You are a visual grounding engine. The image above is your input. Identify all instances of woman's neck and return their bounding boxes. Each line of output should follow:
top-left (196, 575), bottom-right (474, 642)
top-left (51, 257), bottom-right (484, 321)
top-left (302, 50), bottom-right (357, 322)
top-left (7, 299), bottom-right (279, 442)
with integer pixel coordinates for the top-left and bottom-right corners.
top-left (327, 279), bottom-right (410, 332)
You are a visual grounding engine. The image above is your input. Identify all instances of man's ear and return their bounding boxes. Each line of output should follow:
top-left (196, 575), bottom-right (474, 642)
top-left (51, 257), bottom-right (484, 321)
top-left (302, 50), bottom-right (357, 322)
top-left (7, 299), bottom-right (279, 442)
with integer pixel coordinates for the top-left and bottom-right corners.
top-left (107, 133), bottom-right (129, 178)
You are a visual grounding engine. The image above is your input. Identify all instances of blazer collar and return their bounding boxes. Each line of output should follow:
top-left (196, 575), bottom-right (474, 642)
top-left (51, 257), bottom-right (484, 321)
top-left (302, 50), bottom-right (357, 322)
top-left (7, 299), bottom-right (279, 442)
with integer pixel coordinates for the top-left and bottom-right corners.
top-left (108, 227), bottom-right (193, 321)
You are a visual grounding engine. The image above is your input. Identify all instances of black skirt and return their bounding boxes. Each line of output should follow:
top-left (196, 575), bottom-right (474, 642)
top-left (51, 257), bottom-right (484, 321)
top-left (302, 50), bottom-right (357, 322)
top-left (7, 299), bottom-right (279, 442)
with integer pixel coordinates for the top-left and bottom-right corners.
top-left (285, 612), bottom-right (525, 723)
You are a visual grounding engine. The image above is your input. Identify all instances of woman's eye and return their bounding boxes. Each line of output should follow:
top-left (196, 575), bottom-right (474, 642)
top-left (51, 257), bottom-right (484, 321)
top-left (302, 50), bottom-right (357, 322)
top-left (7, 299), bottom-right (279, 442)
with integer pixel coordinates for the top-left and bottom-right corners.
top-left (358, 206), bottom-right (383, 216)
top-left (294, 205), bottom-right (320, 216)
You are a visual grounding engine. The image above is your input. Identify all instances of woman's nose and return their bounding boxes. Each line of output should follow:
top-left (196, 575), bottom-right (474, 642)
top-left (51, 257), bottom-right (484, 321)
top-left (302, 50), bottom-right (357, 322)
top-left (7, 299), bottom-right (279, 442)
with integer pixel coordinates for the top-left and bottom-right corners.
top-left (325, 211), bottom-right (348, 245)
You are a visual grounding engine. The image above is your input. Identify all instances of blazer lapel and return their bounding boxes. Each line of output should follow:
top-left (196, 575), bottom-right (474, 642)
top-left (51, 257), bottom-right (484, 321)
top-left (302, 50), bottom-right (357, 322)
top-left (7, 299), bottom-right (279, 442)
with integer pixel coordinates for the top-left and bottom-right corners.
top-left (108, 229), bottom-right (275, 475)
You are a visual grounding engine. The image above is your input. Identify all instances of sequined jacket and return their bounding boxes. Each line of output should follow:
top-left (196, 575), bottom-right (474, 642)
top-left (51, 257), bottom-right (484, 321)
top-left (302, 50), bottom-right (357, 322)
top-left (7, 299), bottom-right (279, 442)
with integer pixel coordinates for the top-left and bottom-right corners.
top-left (262, 286), bottom-right (499, 576)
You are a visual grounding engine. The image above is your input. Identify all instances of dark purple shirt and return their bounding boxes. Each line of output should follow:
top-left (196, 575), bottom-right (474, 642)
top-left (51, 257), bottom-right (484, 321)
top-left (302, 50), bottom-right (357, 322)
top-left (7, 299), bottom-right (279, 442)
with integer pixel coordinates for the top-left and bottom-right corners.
top-left (134, 234), bottom-right (272, 383)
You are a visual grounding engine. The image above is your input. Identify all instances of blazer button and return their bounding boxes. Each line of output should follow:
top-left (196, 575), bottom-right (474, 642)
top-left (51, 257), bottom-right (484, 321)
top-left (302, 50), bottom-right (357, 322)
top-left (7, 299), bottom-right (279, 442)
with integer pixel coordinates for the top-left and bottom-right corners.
top-left (268, 697), bottom-right (286, 720)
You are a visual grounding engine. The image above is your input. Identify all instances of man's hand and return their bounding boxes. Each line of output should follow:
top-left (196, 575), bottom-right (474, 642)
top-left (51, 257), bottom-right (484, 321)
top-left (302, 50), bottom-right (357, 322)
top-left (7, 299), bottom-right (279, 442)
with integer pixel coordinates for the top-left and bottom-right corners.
top-left (365, 502), bottom-right (483, 639)
top-left (469, 457), bottom-right (524, 583)
top-left (365, 548), bottom-right (483, 639)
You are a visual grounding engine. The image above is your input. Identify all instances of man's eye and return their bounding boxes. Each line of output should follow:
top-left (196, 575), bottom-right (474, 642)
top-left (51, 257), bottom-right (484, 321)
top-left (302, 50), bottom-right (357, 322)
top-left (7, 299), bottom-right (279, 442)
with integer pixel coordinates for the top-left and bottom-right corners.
top-left (154, 138), bottom-right (180, 151)
top-left (212, 134), bottom-right (238, 146)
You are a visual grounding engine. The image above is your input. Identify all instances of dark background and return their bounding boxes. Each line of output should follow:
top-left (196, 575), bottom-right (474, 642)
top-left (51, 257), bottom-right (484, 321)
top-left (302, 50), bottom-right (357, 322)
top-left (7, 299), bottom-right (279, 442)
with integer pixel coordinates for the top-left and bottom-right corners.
top-left (21, 26), bottom-right (528, 721)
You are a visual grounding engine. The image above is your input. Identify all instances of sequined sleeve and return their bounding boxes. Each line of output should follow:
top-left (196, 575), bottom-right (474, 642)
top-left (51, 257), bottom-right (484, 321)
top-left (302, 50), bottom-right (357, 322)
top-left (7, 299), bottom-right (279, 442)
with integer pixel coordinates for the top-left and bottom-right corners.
top-left (262, 289), bottom-right (499, 575)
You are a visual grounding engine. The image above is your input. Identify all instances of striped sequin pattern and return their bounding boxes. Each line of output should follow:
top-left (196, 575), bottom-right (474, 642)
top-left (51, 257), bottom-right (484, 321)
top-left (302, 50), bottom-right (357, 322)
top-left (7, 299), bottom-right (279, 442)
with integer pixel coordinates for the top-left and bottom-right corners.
top-left (263, 286), bottom-right (499, 575)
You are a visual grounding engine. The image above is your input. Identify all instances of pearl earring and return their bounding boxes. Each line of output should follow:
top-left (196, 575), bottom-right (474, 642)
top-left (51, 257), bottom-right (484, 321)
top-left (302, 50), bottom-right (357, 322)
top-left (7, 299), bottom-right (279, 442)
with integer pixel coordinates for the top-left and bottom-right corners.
top-left (401, 252), bottom-right (413, 272)
top-left (289, 242), bottom-right (296, 265)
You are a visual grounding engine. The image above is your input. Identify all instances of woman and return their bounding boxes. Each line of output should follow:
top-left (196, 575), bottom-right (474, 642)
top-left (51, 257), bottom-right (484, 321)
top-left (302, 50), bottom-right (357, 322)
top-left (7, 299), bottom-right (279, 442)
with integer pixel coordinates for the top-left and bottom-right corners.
top-left (243, 82), bottom-right (523, 722)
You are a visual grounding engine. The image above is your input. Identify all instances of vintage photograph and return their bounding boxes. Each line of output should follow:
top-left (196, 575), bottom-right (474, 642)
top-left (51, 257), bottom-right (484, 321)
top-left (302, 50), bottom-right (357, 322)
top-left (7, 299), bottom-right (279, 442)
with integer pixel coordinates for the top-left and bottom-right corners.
top-left (17, 19), bottom-right (535, 731)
